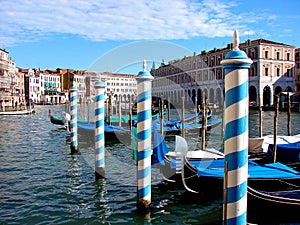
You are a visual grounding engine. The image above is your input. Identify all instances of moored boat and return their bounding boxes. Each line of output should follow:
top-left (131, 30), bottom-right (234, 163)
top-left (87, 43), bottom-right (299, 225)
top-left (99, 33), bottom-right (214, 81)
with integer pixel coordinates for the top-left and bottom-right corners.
top-left (77, 122), bottom-right (130, 144)
top-left (181, 157), bottom-right (300, 195)
top-left (247, 185), bottom-right (300, 223)
top-left (151, 118), bottom-right (222, 136)
top-left (48, 109), bottom-right (88, 127)
top-left (0, 108), bottom-right (35, 115)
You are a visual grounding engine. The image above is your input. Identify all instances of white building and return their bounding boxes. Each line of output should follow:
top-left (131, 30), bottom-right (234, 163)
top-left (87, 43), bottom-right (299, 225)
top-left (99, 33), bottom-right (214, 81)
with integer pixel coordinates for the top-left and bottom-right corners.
top-left (97, 72), bottom-right (137, 106)
top-left (0, 48), bottom-right (18, 107)
top-left (152, 38), bottom-right (296, 110)
top-left (39, 71), bottom-right (65, 104)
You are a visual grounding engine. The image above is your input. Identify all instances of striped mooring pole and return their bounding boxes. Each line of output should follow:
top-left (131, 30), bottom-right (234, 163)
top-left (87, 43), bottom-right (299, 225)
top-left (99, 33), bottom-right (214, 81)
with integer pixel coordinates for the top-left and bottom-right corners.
top-left (70, 86), bottom-right (78, 154)
top-left (136, 60), bottom-right (154, 211)
top-left (221, 30), bottom-right (253, 225)
top-left (94, 81), bottom-right (106, 179)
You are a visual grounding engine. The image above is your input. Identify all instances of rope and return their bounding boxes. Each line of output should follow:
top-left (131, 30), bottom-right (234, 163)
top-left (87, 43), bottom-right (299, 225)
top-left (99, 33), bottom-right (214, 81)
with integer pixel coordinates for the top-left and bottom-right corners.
top-left (248, 186), bottom-right (300, 205)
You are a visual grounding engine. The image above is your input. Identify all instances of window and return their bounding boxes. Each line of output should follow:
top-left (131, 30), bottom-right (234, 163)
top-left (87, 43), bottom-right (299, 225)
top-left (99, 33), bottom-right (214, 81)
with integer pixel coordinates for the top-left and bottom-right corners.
top-left (287, 52), bottom-right (290, 61)
top-left (265, 67), bottom-right (269, 76)
top-left (277, 68), bottom-right (280, 76)
top-left (265, 51), bottom-right (268, 58)
top-left (287, 68), bottom-right (290, 77)
top-left (251, 67), bottom-right (255, 77)
top-left (277, 52), bottom-right (280, 60)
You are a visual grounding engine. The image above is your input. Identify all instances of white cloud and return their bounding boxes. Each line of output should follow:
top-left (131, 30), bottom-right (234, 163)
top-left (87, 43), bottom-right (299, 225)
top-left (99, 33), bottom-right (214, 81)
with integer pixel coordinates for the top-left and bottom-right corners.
top-left (0, 0), bottom-right (274, 47)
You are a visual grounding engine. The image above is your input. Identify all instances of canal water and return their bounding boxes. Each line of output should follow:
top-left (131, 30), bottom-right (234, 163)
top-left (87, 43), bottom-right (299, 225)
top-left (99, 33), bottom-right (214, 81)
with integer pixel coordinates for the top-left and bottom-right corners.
top-left (0, 105), bottom-right (299, 225)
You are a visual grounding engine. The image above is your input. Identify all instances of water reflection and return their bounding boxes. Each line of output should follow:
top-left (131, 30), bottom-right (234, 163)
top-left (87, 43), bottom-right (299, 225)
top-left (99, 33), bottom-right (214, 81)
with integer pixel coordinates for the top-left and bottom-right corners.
top-left (0, 105), bottom-right (299, 225)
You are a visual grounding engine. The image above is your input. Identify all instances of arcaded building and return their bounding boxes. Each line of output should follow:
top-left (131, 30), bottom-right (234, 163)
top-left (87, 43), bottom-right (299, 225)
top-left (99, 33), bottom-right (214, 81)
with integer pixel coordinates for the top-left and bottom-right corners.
top-left (151, 39), bottom-right (296, 109)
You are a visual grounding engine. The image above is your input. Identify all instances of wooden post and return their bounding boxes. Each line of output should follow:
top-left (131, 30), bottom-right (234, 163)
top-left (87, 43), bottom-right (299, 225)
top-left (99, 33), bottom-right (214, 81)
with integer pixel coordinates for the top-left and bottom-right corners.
top-left (82, 97), bottom-right (86, 121)
top-left (108, 95), bottom-right (111, 125)
top-left (167, 96), bottom-right (171, 121)
top-left (87, 99), bottom-right (90, 123)
top-left (223, 161), bottom-right (228, 225)
top-left (118, 100), bottom-right (122, 126)
top-left (158, 99), bottom-right (164, 135)
top-left (273, 96), bottom-right (279, 163)
top-left (195, 98), bottom-right (198, 124)
top-left (129, 97), bottom-right (132, 131)
top-left (181, 95), bottom-right (185, 138)
top-left (287, 92), bottom-right (291, 136)
top-left (201, 92), bottom-right (207, 150)
top-left (258, 93), bottom-right (262, 137)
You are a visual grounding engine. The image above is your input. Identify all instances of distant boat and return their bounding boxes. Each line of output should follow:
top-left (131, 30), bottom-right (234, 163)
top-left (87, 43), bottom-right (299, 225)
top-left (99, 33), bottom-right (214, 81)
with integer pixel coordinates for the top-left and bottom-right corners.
top-left (77, 123), bottom-right (130, 143)
top-left (151, 118), bottom-right (222, 135)
top-left (172, 110), bottom-right (212, 123)
top-left (48, 109), bottom-right (88, 127)
top-left (0, 108), bottom-right (35, 115)
top-left (107, 110), bottom-right (164, 124)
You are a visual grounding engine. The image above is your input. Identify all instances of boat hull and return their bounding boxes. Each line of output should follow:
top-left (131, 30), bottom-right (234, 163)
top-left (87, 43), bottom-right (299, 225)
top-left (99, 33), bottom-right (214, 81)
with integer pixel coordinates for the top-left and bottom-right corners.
top-left (0, 109), bottom-right (35, 115)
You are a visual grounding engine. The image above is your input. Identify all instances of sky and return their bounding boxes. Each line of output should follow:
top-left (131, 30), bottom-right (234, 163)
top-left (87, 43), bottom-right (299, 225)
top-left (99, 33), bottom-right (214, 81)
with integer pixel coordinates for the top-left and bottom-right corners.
top-left (1, 0), bottom-right (300, 74)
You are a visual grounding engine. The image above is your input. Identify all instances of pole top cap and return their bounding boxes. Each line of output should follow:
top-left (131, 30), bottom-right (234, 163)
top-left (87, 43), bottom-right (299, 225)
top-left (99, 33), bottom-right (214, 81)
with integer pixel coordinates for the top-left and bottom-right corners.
top-left (95, 81), bottom-right (105, 89)
top-left (221, 30), bottom-right (253, 66)
top-left (137, 60), bottom-right (154, 79)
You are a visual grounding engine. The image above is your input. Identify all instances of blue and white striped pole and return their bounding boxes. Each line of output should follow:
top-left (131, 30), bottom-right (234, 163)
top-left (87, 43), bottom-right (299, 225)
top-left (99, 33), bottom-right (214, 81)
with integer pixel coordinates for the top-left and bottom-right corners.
top-left (94, 81), bottom-right (106, 179)
top-left (221, 30), bottom-right (253, 225)
top-left (70, 86), bottom-right (78, 154)
top-left (136, 60), bottom-right (153, 211)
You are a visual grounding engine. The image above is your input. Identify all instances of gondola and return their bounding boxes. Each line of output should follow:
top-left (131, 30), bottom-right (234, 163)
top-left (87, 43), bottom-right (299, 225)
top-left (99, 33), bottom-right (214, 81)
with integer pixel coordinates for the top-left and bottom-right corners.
top-left (151, 118), bottom-right (222, 136)
top-left (181, 156), bottom-right (300, 197)
top-left (247, 184), bottom-right (300, 223)
top-left (77, 123), bottom-right (130, 144)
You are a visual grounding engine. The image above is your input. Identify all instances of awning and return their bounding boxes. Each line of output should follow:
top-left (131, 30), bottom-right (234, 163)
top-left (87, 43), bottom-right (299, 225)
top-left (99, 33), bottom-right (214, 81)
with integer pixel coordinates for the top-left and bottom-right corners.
top-left (45, 90), bottom-right (59, 94)
top-left (45, 82), bottom-right (49, 87)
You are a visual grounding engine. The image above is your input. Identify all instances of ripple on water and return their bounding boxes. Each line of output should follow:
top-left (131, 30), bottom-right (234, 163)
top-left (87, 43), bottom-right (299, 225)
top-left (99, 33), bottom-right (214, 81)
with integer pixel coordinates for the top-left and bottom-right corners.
top-left (1, 106), bottom-right (300, 225)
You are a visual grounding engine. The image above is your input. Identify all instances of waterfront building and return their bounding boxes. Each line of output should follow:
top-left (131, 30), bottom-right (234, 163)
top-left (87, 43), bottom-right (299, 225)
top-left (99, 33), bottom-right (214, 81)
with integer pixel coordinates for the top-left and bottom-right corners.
top-left (39, 69), bottom-right (65, 104)
top-left (295, 48), bottom-right (300, 92)
top-left (74, 72), bottom-right (86, 103)
top-left (83, 71), bottom-right (99, 101)
top-left (0, 48), bottom-right (18, 107)
top-left (151, 39), bottom-right (296, 109)
top-left (60, 69), bottom-right (86, 103)
top-left (97, 72), bottom-right (137, 108)
top-left (23, 69), bottom-right (40, 104)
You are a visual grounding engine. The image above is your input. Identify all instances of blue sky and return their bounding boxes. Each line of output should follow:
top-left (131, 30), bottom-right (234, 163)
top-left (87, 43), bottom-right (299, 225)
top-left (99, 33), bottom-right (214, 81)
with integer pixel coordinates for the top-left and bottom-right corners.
top-left (1, 0), bottom-right (300, 74)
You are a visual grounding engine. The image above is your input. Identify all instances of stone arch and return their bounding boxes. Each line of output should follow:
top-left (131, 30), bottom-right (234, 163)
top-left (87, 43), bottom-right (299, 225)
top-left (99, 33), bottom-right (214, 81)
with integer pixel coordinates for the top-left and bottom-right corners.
top-left (216, 88), bottom-right (222, 106)
top-left (192, 89), bottom-right (196, 104)
top-left (209, 88), bottom-right (214, 103)
top-left (249, 85), bottom-right (257, 103)
top-left (263, 85), bottom-right (271, 106)
top-left (197, 89), bottom-right (202, 106)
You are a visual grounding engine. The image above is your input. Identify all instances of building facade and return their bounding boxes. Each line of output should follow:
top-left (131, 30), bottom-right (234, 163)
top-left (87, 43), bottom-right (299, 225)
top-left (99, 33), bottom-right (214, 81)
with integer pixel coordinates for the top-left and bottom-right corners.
top-left (151, 39), bottom-right (296, 109)
top-left (98, 72), bottom-right (137, 105)
top-left (295, 48), bottom-right (300, 93)
top-left (0, 48), bottom-right (19, 107)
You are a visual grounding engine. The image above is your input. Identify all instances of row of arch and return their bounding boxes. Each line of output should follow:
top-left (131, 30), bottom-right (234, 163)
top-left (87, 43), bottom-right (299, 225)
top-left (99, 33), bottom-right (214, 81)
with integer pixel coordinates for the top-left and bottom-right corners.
top-left (105, 85), bottom-right (295, 110)
top-left (154, 85), bottom-right (295, 109)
